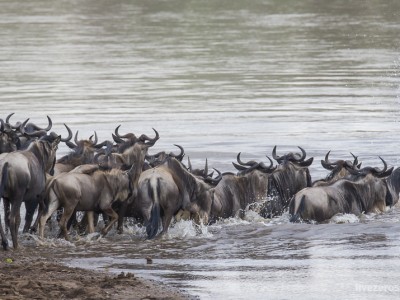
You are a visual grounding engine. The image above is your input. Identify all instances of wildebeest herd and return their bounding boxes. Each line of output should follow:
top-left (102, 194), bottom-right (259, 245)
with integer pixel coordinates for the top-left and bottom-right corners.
top-left (1, 114), bottom-right (400, 250)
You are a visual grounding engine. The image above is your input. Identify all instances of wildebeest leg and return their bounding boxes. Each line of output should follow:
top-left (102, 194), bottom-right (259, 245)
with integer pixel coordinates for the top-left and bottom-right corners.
top-left (59, 206), bottom-right (75, 241)
top-left (30, 194), bottom-right (46, 233)
top-left (86, 211), bottom-right (95, 234)
top-left (161, 214), bottom-right (173, 236)
top-left (0, 209), bottom-right (8, 250)
top-left (116, 201), bottom-right (128, 234)
top-left (9, 198), bottom-right (23, 249)
top-left (23, 199), bottom-right (39, 233)
top-left (3, 198), bottom-right (10, 233)
top-left (38, 197), bottom-right (60, 239)
top-left (100, 207), bottom-right (118, 236)
top-left (67, 210), bottom-right (78, 231)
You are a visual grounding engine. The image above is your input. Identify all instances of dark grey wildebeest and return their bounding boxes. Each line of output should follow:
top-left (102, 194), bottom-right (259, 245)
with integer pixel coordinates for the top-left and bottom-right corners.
top-left (257, 146), bottom-right (313, 218)
top-left (208, 153), bottom-right (276, 222)
top-left (39, 164), bottom-right (135, 240)
top-left (137, 157), bottom-right (219, 239)
top-left (289, 157), bottom-right (393, 223)
top-left (0, 134), bottom-right (61, 249)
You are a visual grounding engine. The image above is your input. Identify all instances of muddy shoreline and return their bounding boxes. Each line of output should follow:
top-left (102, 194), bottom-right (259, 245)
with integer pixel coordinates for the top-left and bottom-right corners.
top-left (0, 244), bottom-right (195, 300)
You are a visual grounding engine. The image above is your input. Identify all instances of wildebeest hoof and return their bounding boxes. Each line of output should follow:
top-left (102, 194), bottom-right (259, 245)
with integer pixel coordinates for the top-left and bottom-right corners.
top-left (2, 241), bottom-right (9, 251)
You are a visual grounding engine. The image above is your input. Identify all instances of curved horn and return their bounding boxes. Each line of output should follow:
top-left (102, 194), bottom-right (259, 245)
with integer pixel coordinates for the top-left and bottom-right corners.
top-left (374, 156), bottom-right (388, 175)
top-left (204, 168), bottom-right (222, 185)
top-left (321, 151), bottom-right (336, 170)
top-left (204, 158), bottom-right (208, 178)
top-left (94, 139), bottom-right (113, 149)
top-left (232, 162), bottom-right (248, 171)
top-left (5, 113), bottom-right (14, 124)
top-left (115, 125), bottom-right (123, 138)
top-left (89, 131), bottom-right (98, 145)
top-left (115, 125), bottom-right (136, 139)
top-left (143, 128), bottom-right (159, 146)
top-left (24, 116), bottom-right (53, 132)
top-left (187, 157), bottom-right (193, 172)
top-left (5, 113), bottom-right (21, 130)
top-left (297, 146), bottom-right (307, 162)
top-left (74, 131), bottom-right (79, 144)
top-left (259, 156), bottom-right (276, 173)
top-left (0, 118), bottom-right (4, 132)
top-left (112, 133), bottom-right (125, 144)
top-left (237, 152), bottom-right (258, 166)
top-left (43, 115), bottom-right (52, 131)
top-left (60, 123), bottom-right (73, 142)
top-left (272, 146), bottom-right (280, 161)
top-left (18, 118), bottom-right (30, 135)
top-left (169, 144), bottom-right (185, 161)
top-left (350, 152), bottom-right (359, 167)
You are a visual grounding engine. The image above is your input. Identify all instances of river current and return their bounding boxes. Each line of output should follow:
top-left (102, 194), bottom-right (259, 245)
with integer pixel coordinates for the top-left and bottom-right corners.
top-left (1, 0), bottom-right (400, 299)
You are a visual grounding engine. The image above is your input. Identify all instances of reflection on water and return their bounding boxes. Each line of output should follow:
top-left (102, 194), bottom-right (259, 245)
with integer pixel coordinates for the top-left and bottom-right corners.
top-left (1, 0), bottom-right (400, 299)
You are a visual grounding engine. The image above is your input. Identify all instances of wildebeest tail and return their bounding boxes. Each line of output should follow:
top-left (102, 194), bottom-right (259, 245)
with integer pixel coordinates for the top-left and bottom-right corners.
top-left (289, 195), bottom-right (305, 223)
top-left (0, 162), bottom-right (9, 197)
top-left (146, 178), bottom-right (161, 239)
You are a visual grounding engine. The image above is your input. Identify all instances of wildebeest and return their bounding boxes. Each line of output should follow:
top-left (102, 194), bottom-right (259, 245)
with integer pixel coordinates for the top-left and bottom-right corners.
top-left (384, 167), bottom-right (400, 206)
top-left (83, 128), bottom-right (160, 233)
top-left (5, 114), bottom-right (54, 150)
top-left (144, 144), bottom-right (185, 169)
top-left (0, 134), bottom-right (61, 249)
top-left (208, 153), bottom-right (276, 222)
top-left (39, 164), bottom-right (136, 240)
top-left (289, 157), bottom-right (393, 223)
top-left (53, 130), bottom-right (101, 175)
top-left (136, 157), bottom-right (219, 239)
top-left (0, 118), bottom-right (20, 154)
top-left (258, 146), bottom-right (314, 218)
top-left (312, 151), bottom-right (361, 186)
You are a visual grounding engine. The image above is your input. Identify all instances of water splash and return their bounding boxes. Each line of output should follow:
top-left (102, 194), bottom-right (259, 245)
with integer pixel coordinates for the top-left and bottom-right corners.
top-left (329, 213), bottom-right (360, 224)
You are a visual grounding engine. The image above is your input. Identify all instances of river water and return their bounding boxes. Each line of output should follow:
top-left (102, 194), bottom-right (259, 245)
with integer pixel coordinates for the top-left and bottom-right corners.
top-left (1, 0), bottom-right (400, 299)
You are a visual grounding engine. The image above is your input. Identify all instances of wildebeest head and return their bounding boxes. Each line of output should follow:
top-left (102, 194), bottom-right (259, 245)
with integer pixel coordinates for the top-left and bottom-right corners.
top-left (57, 129), bottom-right (102, 167)
top-left (35, 134), bottom-right (62, 173)
top-left (232, 152), bottom-right (277, 175)
top-left (145, 144), bottom-right (185, 168)
top-left (272, 146), bottom-right (314, 167)
top-left (347, 156), bottom-right (393, 179)
top-left (15, 115), bottom-right (53, 140)
top-left (313, 151), bottom-right (361, 186)
top-left (0, 118), bottom-right (20, 153)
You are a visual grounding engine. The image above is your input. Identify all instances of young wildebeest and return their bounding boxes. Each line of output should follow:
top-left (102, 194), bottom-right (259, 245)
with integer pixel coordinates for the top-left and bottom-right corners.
top-left (0, 134), bottom-right (61, 249)
top-left (289, 157), bottom-right (393, 223)
top-left (137, 157), bottom-right (219, 239)
top-left (39, 164), bottom-right (135, 240)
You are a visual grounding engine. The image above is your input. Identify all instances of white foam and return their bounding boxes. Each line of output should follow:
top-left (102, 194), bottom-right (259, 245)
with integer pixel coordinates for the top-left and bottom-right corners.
top-left (329, 213), bottom-right (360, 224)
